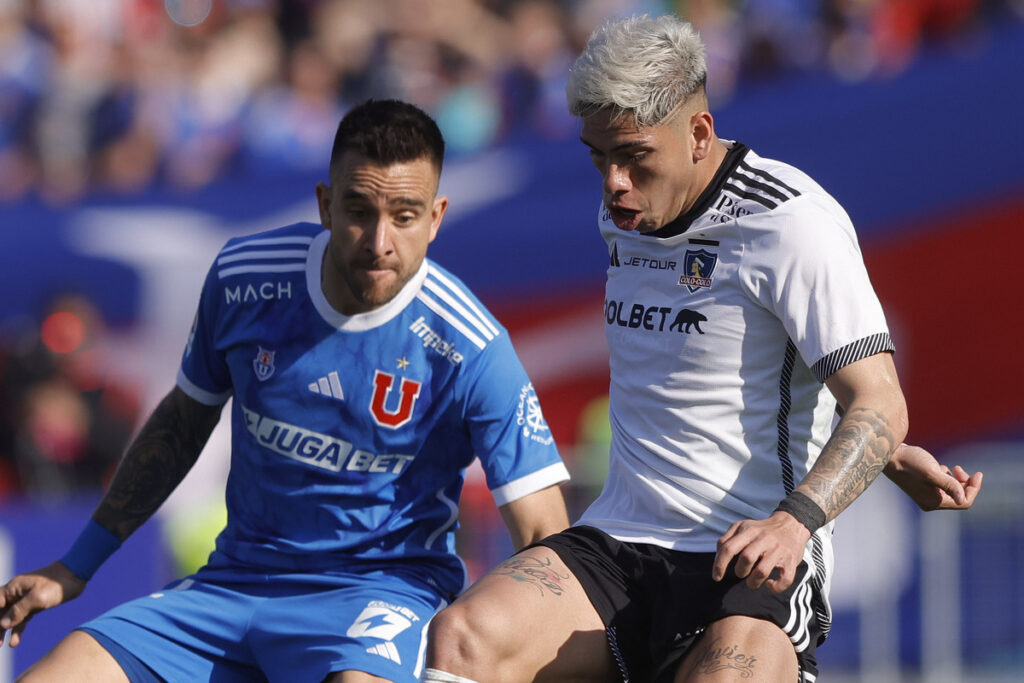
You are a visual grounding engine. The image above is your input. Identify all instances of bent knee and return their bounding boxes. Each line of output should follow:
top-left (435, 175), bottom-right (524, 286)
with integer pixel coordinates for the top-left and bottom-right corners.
top-left (427, 603), bottom-right (491, 668)
top-left (680, 616), bottom-right (796, 681)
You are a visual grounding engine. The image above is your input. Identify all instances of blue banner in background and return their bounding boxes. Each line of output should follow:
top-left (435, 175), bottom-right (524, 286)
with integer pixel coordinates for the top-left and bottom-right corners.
top-left (3, 22), bottom-right (1022, 332)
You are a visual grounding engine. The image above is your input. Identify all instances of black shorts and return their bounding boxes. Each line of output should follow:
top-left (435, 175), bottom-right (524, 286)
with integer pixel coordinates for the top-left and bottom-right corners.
top-left (536, 525), bottom-right (829, 683)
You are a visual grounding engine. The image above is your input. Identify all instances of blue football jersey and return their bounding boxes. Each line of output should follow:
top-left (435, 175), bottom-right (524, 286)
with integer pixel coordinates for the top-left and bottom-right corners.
top-left (177, 222), bottom-right (568, 597)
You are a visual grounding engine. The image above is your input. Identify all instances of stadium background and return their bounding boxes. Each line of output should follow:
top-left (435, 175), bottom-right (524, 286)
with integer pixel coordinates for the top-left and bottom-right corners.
top-left (1, 0), bottom-right (1022, 680)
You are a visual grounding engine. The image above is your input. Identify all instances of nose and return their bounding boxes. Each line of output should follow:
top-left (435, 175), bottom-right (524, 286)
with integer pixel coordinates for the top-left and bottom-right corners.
top-left (604, 163), bottom-right (631, 196)
top-left (366, 218), bottom-right (393, 256)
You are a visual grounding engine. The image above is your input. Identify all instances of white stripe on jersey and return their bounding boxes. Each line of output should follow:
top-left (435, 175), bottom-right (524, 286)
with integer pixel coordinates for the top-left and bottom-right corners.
top-left (219, 235), bottom-right (314, 254)
top-left (424, 488), bottom-right (460, 550)
top-left (427, 265), bottom-right (500, 338)
top-left (216, 249), bottom-right (309, 265)
top-left (176, 367), bottom-right (232, 405)
top-left (218, 263), bottom-right (306, 278)
top-left (416, 291), bottom-right (488, 350)
top-left (490, 462), bottom-right (570, 507)
top-left (421, 278), bottom-right (496, 343)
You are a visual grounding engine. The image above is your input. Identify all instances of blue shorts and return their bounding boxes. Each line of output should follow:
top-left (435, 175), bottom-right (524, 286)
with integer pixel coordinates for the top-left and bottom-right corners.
top-left (78, 569), bottom-right (446, 683)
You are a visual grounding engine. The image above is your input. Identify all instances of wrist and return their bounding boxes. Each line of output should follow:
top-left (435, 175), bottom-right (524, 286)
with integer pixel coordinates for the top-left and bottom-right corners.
top-left (884, 443), bottom-right (906, 476)
top-left (59, 519), bottom-right (122, 581)
top-left (774, 491), bottom-right (826, 535)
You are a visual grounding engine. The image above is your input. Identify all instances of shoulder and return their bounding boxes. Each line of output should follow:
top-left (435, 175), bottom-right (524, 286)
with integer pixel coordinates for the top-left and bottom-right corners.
top-left (413, 260), bottom-right (507, 356)
top-left (214, 222), bottom-right (321, 282)
top-left (728, 151), bottom-right (856, 251)
top-left (726, 148), bottom-right (816, 213)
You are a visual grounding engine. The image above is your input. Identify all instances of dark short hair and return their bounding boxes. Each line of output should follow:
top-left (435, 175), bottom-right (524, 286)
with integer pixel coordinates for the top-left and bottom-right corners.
top-left (330, 99), bottom-right (445, 177)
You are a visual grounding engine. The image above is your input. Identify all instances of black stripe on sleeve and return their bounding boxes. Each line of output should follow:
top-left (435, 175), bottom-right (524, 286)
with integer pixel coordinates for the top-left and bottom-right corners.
top-left (732, 167), bottom-right (793, 203)
top-left (723, 182), bottom-right (778, 209)
top-left (811, 333), bottom-right (895, 382)
top-left (738, 160), bottom-right (802, 198)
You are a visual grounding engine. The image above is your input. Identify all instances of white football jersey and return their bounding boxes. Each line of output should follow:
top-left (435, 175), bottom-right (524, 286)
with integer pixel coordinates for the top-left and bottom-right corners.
top-left (579, 142), bottom-right (892, 564)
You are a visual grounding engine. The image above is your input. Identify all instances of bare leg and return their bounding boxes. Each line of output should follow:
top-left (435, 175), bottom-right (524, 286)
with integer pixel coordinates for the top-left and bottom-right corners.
top-left (16, 630), bottom-right (129, 683)
top-left (426, 546), bottom-right (617, 683)
top-left (674, 616), bottom-right (798, 682)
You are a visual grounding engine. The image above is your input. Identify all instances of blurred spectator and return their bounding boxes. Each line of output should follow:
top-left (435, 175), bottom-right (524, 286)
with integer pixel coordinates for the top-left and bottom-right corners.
top-left (0, 293), bottom-right (140, 501)
top-left (495, 0), bottom-right (578, 140)
top-left (241, 37), bottom-right (345, 174)
top-left (0, 0), bottom-right (1019, 203)
top-left (0, 0), bottom-right (52, 201)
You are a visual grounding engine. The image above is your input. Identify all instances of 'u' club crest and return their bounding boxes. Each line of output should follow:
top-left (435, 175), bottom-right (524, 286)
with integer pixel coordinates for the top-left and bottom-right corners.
top-left (253, 346), bottom-right (276, 382)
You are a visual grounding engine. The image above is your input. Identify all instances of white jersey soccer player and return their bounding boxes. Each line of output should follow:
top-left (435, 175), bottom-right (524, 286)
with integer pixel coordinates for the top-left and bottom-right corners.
top-left (579, 141), bottom-right (892, 642)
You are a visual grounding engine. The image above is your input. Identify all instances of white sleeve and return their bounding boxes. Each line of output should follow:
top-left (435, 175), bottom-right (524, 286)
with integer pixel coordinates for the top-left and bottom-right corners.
top-left (743, 195), bottom-right (894, 381)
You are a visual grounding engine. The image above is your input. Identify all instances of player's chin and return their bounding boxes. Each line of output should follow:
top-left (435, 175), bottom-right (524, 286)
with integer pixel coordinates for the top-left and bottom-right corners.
top-left (358, 280), bottom-right (405, 308)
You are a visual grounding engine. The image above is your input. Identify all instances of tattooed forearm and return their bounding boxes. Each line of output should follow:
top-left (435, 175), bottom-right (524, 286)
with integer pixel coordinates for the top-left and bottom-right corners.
top-left (695, 639), bottom-right (758, 678)
top-left (798, 406), bottom-right (896, 521)
top-left (493, 555), bottom-right (571, 597)
top-left (94, 387), bottom-right (223, 539)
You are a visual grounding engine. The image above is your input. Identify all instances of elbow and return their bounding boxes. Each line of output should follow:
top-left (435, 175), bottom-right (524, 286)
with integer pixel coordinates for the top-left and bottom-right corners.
top-left (888, 393), bottom-right (909, 457)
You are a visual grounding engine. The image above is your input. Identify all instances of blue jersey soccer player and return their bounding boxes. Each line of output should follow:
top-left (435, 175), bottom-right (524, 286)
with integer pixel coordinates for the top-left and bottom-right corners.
top-left (0, 99), bottom-right (570, 683)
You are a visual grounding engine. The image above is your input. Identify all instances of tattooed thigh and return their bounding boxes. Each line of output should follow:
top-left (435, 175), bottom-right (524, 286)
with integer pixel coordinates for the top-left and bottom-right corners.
top-left (492, 554), bottom-right (572, 597)
top-left (677, 617), bottom-right (797, 682)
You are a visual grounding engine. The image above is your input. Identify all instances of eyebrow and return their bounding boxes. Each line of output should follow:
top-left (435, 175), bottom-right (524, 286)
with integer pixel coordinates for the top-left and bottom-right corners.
top-left (579, 136), bottom-right (647, 154)
top-left (342, 189), bottom-right (426, 209)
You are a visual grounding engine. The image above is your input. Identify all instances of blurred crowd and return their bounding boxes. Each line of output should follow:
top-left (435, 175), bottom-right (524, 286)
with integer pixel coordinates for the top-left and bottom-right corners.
top-left (0, 0), bottom-right (1020, 206)
top-left (0, 293), bottom-right (139, 502)
top-left (0, 0), bottom-right (1020, 501)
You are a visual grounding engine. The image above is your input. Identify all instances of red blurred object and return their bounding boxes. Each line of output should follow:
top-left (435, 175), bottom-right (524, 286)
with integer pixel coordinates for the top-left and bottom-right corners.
top-left (40, 311), bottom-right (86, 355)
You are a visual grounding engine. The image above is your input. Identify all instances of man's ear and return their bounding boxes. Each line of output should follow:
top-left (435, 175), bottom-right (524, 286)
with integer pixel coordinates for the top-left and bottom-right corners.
top-left (691, 110), bottom-right (715, 162)
top-left (429, 195), bottom-right (449, 243)
top-left (315, 181), bottom-right (331, 229)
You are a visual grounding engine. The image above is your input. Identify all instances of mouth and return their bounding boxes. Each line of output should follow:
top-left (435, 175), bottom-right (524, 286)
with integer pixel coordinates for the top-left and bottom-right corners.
top-left (356, 259), bottom-right (397, 273)
top-left (607, 205), bottom-right (642, 231)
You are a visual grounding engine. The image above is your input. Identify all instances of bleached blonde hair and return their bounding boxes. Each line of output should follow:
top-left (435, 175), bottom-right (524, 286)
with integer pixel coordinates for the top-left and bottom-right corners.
top-left (567, 14), bottom-right (708, 127)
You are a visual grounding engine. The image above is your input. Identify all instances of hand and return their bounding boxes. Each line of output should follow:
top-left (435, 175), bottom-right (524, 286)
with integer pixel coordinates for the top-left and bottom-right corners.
top-left (0, 561), bottom-right (86, 648)
top-left (713, 511), bottom-right (811, 594)
top-left (885, 443), bottom-right (983, 511)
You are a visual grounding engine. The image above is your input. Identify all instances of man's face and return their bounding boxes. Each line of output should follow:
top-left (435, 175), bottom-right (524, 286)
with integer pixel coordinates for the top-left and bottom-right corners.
top-left (580, 110), bottom-right (698, 233)
top-left (316, 152), bottom-right (447, 315)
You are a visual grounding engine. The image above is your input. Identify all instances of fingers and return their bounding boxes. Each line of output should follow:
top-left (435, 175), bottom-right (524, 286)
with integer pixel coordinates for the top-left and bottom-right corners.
top-left (713, 519), bottom-right (802, 593)
top-left (0, 581), bottom-right (21, 631)
top-left (941, 466), bottom-right (982, 509)
top-left (712, 522), bottom-right (742, 582)
top-left (7, 624), bottom-right (24, 649)
top-left (0, 576), bottom-right (50, 640)
top-left (936, 469), bottom-right (966, 506)
top-left (962, 471), bottom-right (983, 506)
top-left (763, 565), bottom-right (797, 595)
top-left (0, 593), bottom-right (26, 633)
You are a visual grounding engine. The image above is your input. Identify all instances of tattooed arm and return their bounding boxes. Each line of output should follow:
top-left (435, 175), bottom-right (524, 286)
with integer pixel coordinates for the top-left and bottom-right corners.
top-left (713, 352), bottom-right (908, 594)
top-left (0, 387), bottom-right (223, 647)
top-left (94, 386), bottom-right (224, 539)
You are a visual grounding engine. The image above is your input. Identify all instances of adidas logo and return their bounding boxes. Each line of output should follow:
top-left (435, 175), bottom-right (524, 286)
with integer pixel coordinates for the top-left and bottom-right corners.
top-left (308, 371), bottom-right (345, 400)
top-left (366, 641), bottom-right (402, 664)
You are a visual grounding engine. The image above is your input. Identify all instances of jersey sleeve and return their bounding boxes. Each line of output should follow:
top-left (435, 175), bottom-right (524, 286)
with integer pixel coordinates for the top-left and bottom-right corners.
top-left (458, 333), bottom-right (569, 507)
top-left (743, 195), bottom-right (894, 382)
top-left (177, 256), bottom-right (233, 405)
